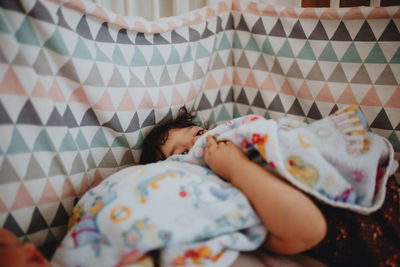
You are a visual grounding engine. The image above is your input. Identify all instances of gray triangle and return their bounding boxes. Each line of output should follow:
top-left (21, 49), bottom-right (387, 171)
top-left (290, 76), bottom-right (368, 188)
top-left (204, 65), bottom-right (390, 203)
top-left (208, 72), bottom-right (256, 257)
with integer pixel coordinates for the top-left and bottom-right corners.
top-left (99, 149), bottom-right (118, 167)
top-left (76, 15), bottom-right (93, 40)
top-left (214, 91), bottom-right (223, 107)
top-left (307, 102), bottom-right (322, 120)
top-left (331, 21), bottom-right (351, 41)
top-left (125, 112), bottom-right (140, 133)
top-left (49, 154), bottom-right (67, 176)
top-left (309, 21), bottom-right (329, 40)
top-left (108, 67), bottom-right (127, 87)
top-left (270, 58), bottom-right (285, 75)
top-left (144, 68), bottom-right (157, 87)
top-left (252, 91), bottom-right (266, 109)
top-left (95, 22), bottom-right (114, 43)
top-left (128, 70), bottom-right (144, 87)
top-left (103, 114), bottom-right (123, 132)
top-left (236, 15), bottom-right (250, 32)
top-left (375, 65), bottom-right (397, 85)
top-left (268, 95), bottom-right (285, 112)
top-left (287, 60), bottom-right (303, 78)
top-left (201, 22), bottom-right (214, 39)
top-left (0, 48), bottom-right (7, 63)
top-left (289, 20), bottom-right (306, 39)
top-left (354, 21), bottom-right (376, 42)
top-left (175, 65), bottom-right (190, 83)
top-left (350, 64), bottom-right (372, 84)
top-left (86, 151), bottom-right (96, 169)
top-left (159, 67), bottom-right (173, 86)
top-left (120, 150), bottom-right (134, 166)
top-left (287, 99), bottom-right (305, 116)
top-left (135, 33), bottom-right (152, 45)
top-left (306, 62), bottom-right (325, 81)
top-left (117, 29), bottom-right (133, 44)
top-left (189, 27), bottom-right (200, 42)
top-left (57, 60), bottom-right (80, 83)
top-left (153, 33), bottom-right (169, 45)
top-left (56, 8), bottom-right (72, 30)
top-left (269, 19), bottom-right (286, 37)
top-left (46, 107), bottom-right (65, 126)
top-left (211, 54), bottom-right (225, 70)
top-left (171, 30), bottom-right (187, 43)
top-left (225, 87), bottom-right (234, 103)
top-left (253, 54), bottom-right (268, 71)
top-left (29, 1), bottom-right (54, 23)
top-left (17, 100), bottom-right (42, 125)
top-left (0, 100), bottom-right (13, 124)
top-left (70, 153), bottom-right (86, 175)
top-left (192, 62), bottom-right (205, 80)
top-left (237, 52), bottom-right (250, 68)
top-left (197, 94), bottom-right (212, 110)
top-left (0, 0), bottom-right (24, 13)
top-left (237, 88), bottom-right (249, 105)
top-left (24, 155), bottom-right (46, 180)
top-left (251, 18), bottom-right (267, 35)
top-left (80, 108), bottom-right (100, 126)
top-left (84, 63), bottom-right (105, 86)
top-left (216, 16), bottom-right (223, 33)
top-left (63, 105), bottom-right (78, 128)
top-left (27, 207), bottom-right (48, 234)
top-left (328, 63), bottom-right (348, 83)
top-left (226, 51), bottom-right (234, 67)
top-left (33, 50), bottom-right (53, 75)
top-left (3, 214), bottom-right (24, 237)
top-left (12, 50), bottom-right (29, 66)
top-left (141, 110), bottom-right (155, 128)
top-left (0, 157), bottom-right (21, 184)
top-left (225, 13), bottom-right (234, 30)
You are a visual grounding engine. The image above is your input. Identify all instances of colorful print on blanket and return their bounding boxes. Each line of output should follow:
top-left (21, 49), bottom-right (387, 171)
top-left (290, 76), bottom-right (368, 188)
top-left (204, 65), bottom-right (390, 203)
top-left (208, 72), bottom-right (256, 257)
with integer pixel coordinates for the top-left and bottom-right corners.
top-left (182, 105), bottom-right (398, 215)
top-left (51, 161), bottom-right (266, 267)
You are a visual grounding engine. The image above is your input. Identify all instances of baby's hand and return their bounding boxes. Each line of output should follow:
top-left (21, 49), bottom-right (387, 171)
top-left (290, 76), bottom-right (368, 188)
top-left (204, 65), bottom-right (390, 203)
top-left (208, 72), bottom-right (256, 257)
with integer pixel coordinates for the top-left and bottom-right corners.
top-left (204, 135), bottom-right (249, 182)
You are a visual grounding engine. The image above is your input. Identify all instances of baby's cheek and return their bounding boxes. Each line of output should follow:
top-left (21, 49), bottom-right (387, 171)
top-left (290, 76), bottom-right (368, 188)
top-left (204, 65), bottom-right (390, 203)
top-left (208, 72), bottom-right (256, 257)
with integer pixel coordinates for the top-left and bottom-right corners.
top-left (0, 249), bottom-right (25, 267)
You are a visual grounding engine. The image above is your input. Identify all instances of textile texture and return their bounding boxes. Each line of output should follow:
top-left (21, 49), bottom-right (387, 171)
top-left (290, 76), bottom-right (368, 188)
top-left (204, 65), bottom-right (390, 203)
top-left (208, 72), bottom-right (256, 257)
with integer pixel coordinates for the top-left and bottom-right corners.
top-left (0, 0), bottom-right (399, 254)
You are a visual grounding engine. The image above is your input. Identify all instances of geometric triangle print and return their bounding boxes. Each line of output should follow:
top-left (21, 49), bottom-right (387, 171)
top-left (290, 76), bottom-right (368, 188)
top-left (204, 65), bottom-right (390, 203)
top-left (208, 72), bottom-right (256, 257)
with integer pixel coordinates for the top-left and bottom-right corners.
top-left (379, 20), bottom-right (400, 41)
top-left (99, 149), bottom-right (118, 168)
top-left (24, 155), bottom-right (46, 180)
top-left (337, 85), bottom-right (357, 105)
top-left (307, 102), bottom-right (323, 120)
top-left (50, 203), bottom-right (69, 227)
top-left (11, 183), bottom-right (35, 210)
top-left (354, 21), bottom-right (376, 41)
top-left (360, 86), bottom-right (382, 106)
top-left (27, 207), bottom-right (49, 234)
top-left (0, 157), bottom-right (20, 184)
top-left (370, 108), bottom-right (393, 130)
top-left (385, 87), bottom-right (400, 108)
top-left (38, 180), bottom-right (59, 205)
top-left (3, 213), bottom-right (25, 236)
top-left (350, 64), bottom-right (372, 84)
top-left (375, 65), bottom-right (397, 85)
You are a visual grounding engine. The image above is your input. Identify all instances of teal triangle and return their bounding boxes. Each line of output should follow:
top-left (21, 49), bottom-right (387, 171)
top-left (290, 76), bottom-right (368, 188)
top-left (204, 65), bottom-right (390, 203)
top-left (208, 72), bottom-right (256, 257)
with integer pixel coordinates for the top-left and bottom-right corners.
top-left (390, 47), bottom-right (400, 63)
top-left (304, 117), bottom-right (310, 124)
top-left (388, 131), bottom-right (400, 152)
top-left (33, 128), bottom-right (56, 152)
top-left (297, 41), bottom-right (315, 60)
top-left (75, 130), bottom-right (89, 150)
top-left (262, 37), bottom-right (274, 55)
top-left (208, 111), bottom-right (216, 125)
top-left (341, 43), bottom-right (362, 63)
top-left (149, 46), bottom-right (165, 65)
top-left (72, 37), bottom-right (92, 60)
top-left (216, 105), bottom-right (231, 122)
top-left (192, 114), bottom-right (205, 128)
top-left (233, 32), bottom-right (243, 49)
top-left (195, 42), bottom-right (210, 59)
top-left (264, 110), bottom-right (271, 119)
top-left (0, 11), bottom-right (10, 33)
top-left (167, 45), bottom-right (181, 64)
top-left (218, 33), bottom-right (231, 50)
top-left (130, 47), bottom-right (147, 66)
top-left (91, 128), bottom-right (109, 148)
top-left (112, 134), bottom-right (130, 148)
top-left (15, 17), bottom-right (40, 46)
top-left (245, 35), bottom-right (260, 51)
top-left (43, 28), bottom-right (69, 56)
top-left (59, 131), bottom-right (77, 152)
top-left (212, 37), bottom-right (218, 53)
top-left (44, 230), bottom-right (57, 244)
top-left (7, 127), bottom-right (30, 154)
top-left (112, 45), bottom-right (128, 66)
top-left (277, 38), bottom-right (295, 58)
top-left (247, 107), bottom-right (254, 115)
top-left (132, 131), bottom-right (144, 149)
top-left (95, 44), bottom-right (111, 62)
top-left (182, 44), bottom-right (193, 62)
top-left (365, 43), bottom-right (387, 64)
top-left (233, 104), bottom-right (241, 118)
top-left (318, 42), bottom-right (338, 62)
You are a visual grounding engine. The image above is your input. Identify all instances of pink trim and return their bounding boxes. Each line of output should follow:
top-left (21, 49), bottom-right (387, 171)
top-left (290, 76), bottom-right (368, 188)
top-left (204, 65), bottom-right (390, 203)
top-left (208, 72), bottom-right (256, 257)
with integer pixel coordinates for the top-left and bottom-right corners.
top-left (151, 24), bottom-right (164, 34)
top-left (91, 6), bottom-right (108, 22)
top-left (367, 7), bottom-right (391, 19)
top-left (262, 5), bottom-right (278, 17)
top-left (245, 3), bottom-right (261, 16)
top-left (299, 8), bottom-right (319, 19)
top-left (232, 0), bottom-right (242, 12)
top-left (320, 8), bottom-right (341, 20)
top-left (280, 7), bottom-right (297, 18)
top-left (342, 7), bottom-right (365, 20)
top-left (62, 177), bottom-right (77, 199)
top-left (205, 7), bottom-right (216, 19)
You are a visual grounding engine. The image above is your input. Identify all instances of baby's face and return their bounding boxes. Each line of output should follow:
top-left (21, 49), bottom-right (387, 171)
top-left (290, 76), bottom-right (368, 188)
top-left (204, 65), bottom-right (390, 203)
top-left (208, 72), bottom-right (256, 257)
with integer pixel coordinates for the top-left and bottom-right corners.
top-left (160, 126), bottom-right (207, 158)
top-left (0, 228), bottom-right (50, 267)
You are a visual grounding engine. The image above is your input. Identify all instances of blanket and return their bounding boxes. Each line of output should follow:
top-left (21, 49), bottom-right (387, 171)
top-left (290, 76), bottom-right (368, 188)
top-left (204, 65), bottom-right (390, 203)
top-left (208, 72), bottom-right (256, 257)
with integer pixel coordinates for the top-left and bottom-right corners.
top-left (51, 161), bottom-right (267, 267)
top-left (183, 105), bottom-right (398, 215)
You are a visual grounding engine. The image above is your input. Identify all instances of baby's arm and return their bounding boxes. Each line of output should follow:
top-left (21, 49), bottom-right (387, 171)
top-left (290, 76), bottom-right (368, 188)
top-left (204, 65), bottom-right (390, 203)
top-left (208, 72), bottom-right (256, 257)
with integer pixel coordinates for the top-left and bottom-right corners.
top-left (204, 135), bottom-right (327, 255)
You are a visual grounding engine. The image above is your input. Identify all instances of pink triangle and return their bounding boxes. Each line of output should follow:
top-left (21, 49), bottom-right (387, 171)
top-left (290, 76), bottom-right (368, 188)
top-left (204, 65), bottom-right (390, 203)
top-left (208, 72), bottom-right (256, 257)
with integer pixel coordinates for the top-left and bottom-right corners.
top-left (151, 24), bottom-right (163, 33)
top-left (94, 90), bottom-right (115, 111)
top-left (218, 2), bottom-right (229, 14)
top-left (299, 8), bottom-right (319, 19)
top-left (181, 18), bottom-right (190, 27)
top-left (138, 90), bottom-right (154, 110)
top-left (49, 79), bottom-right (66, 102)
top-left (360, 86), bottom-right (382, 106)
top-left (262, 5), bottom-right (278, 16)
top-left (69, 86), bottom-right (89, 104)
top-left (0, 198), bottom-right (7, 213)
top-left (0, 67), bottom-right (26, 95)
top-left (186, 84), bottom-right (197, 102)
top-left (232, 68), bottom-right (242, 86)
top-left (38, 180), bottom-right (60, 205)
top-left (31, 80), bottom-right (49, 98)
top-left (78, 174), bottom-right (89, 198)
top-left (297, 81), bottom-right (314, 100)
top-left (115, 16), bottom-right (129, 29)
top-left (92, 169), bottom-right (103, 187)
top-left (343, 7), bottom-right (365, 20)
top-left (11, 183), bottom-right (35, 210)
top-left (320, 9), bottom-right (340, 20)
top-left (193, 13), bottom-right (202, 24)
top-left (384, 87), bottom-right (400, 108)
top-left (118, 90), bottom-right (136, 111)
top-left (280, 79), bottom-right (295, 96)
top-left (156, 89), bottom-right (169, 108)
top-left (134, 21), bottom-right (146, 32)
top-left (280, 7), bottom-right (297, 18)
top-left (61, 177), bottom-right (76, 199)
top-left (316, 83), bottom-right (334, 102)
top-left (168, 22), bottom-right (177, 31)
top-left (232, 0), bottom-right (242, 12)
top-left (245, 71), bottom-right (258, 88)
top-left (220, 71), bottom-right (231, 87)
top-left (367, 7), bottom-right (391, 19)
top-left (393, 8), bottom-right (400, 18)
top-left (63, 0), bottom-right (86, 13)
top-left (92, 6), bottom-right (108, 21)
top-left (205, 7), bottom-right (216, 19)
top-left (205, 73), bottom-right (218, 90)
top-left (337, 85), bottom-right (358, 105)
top-left (244, 3), bottom-right (260, 16)
top-left (172, 87), bottom-right (185, 106)
top-left (260, 75), bottom-right (277, 92)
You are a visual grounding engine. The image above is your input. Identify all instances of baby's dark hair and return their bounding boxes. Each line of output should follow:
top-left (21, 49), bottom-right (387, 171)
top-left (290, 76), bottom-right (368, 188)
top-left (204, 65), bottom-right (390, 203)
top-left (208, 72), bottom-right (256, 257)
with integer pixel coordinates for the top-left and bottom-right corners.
top-left (139, 107), bottom-right (197, 164)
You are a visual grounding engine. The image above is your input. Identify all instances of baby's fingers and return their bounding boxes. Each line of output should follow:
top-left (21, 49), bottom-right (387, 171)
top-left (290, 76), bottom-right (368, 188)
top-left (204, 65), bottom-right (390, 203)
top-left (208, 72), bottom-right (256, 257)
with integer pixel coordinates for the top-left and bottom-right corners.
top-left (206, 135), bottom-right (217, 148)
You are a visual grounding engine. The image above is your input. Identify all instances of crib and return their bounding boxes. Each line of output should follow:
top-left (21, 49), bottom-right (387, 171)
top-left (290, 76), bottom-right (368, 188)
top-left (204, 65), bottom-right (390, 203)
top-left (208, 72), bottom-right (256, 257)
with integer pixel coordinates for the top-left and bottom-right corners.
top-left (0, 0), bottom-right (399, 265)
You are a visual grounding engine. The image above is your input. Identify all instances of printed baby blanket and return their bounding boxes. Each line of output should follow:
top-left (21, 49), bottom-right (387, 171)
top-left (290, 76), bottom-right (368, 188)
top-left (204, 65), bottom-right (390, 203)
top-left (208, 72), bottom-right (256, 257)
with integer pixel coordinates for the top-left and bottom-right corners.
top-left (51, 160), bottom-right (267, 267)
top-left (183, 105), bottom-right (398, 215)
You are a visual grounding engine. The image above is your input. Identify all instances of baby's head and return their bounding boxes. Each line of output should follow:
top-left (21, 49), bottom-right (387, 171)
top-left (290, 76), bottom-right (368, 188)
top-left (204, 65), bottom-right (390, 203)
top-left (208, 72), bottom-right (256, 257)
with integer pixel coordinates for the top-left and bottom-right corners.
top-left (139, 107), bottom-right (207, 164)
